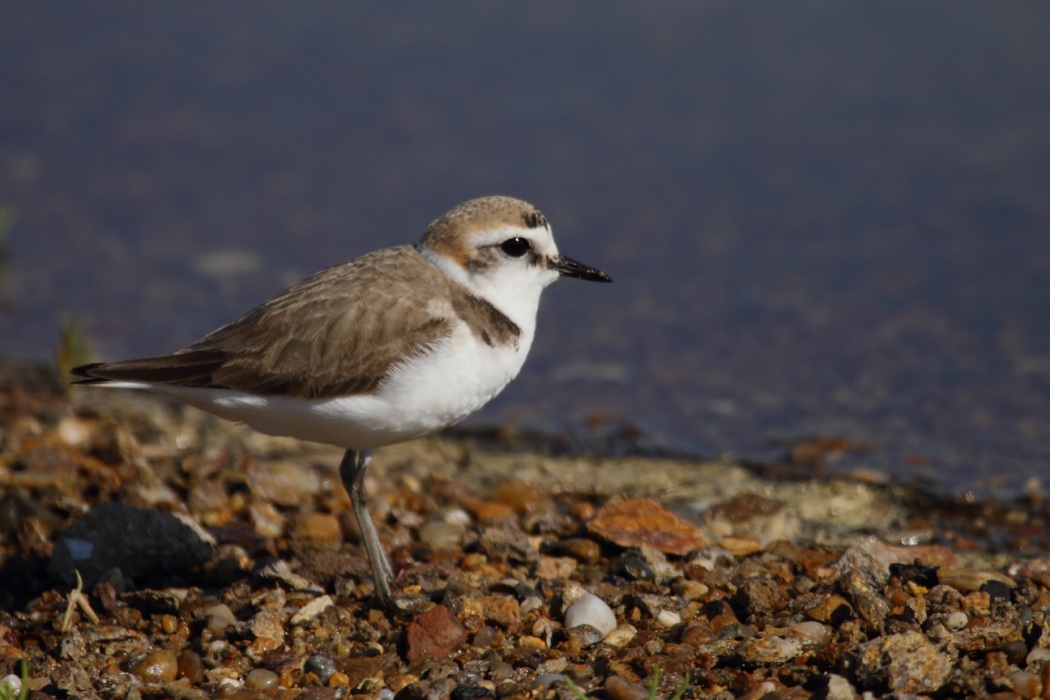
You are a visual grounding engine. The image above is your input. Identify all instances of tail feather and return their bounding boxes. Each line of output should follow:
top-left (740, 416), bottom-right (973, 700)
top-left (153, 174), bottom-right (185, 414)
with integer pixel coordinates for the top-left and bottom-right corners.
top-left (71, 350), bottom-right (228, 388)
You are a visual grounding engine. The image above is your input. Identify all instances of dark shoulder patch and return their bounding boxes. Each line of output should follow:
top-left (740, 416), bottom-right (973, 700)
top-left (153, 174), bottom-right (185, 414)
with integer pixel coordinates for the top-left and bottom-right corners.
top-left (452, 294), bottom-right (521, 348)
top-left (522, 209), bottom-right (548, 230)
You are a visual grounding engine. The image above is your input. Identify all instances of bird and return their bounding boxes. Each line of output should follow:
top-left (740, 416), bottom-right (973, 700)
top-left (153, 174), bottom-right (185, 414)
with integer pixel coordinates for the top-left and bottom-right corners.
top-left (72, 195), bottom-right (612, 612)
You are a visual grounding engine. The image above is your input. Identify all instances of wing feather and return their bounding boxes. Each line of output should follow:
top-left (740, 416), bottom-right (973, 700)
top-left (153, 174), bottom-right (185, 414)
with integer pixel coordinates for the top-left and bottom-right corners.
top-left (74, 246), bottom-right (456, 399)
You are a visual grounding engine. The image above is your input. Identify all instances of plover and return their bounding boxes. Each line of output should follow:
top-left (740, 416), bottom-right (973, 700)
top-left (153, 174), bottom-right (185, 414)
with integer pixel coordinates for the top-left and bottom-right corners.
top-left (72, 195), bottom-right (611, 612)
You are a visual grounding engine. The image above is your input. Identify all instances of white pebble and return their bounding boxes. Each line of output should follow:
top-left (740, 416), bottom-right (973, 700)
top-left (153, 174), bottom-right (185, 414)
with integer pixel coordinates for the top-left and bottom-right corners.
top-left (944, 611), bottom-right (969, 631)
top-left (564, 592), bottom-right (616, 637)
top-left (656, 610), bottom-right (681, 628)
top-left (290, 595), bottom-right (334, 625)
top-left (444, 508), bottom-right (472, 526)
top-left (791, 621), bottom-right (834, 646)
top-left (0, 675), bottom-right (21, 696)
top-left (604, 624), bottom-right (638, 648)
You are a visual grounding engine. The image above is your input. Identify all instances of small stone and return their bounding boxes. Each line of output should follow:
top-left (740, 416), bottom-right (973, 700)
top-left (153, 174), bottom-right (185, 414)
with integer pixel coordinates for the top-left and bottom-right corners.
top-left (405, 605), bottom-right (468, 662)
top-left (450, 683), bottom-right (494, 700)
top-left (177, 649), bottom-right (205, 683)
top-left (455, 594), bottom-right (521, 628)
top-left (132, 648), bottom-right (179, 683)
top-left (517, 634), bottom-right (547, 650)
top-left (717, 536), bottom-right (763, 556)
top-left (1010, 670), bottom-right (1041, 699)
top-left (839, 570), bottom-right (890, 632)
top-left (701, 494), bottom-right (794, 543)
top-left (806, 594), bottom-right (853, 624)
top-left (564, 593), bottom-right (616, 637)
top-left (565, 624), bottom-right (605, 649)
top-left (938, 567), bottom-right (1016, 593)
top-left (604, 624), bottom-right (638, 648)
top-left (249, 502), bottom-right (286, 538)
top-left (736, 633), bottom-right (803, 665)
top-left (491, 480), bottom-right (549, 514)
top-left (159, 614), bottom-right (179, 634)
top-left (559, 538), bottom-right (601, 564)
top-left (249, 608), bottom-right (285, 642)
top-left (820, 674), bottom-right (858, 700)
top-left (327, 671), bottom-right (350, 687)
top-left (205, 604), bottom-right (237, 635)
top-left (478, 527), bottom-right (538, 563)
top-left (461, 496), bottom-right (516, 521)
top-left (288, 513), bottom-right (342, 546)
top-left (672, 579), bottom-right (709, 601)
top-left (248, 460), bottom-right (321, 506)
top-left (587, 498), bottom-right (706, 555)
top-left (419, 520), bottom-right (466, 551)
top-left (849, 631), bottom-right (951, 694)
top-left (304, 654), bottom-right (337, 684)
top-left (605, 674), bottom-right (650, 700)
top-left (0, 676), bottom-right (20, 698)
top-left (48, 502), bottom-right (214, 588)
top-left (290, 595), bottom-right (334, 625)
top-left (656, 610), bottom-right (681, 628)
top-left (533, 556), bottom-right (577, 580)
top-left (734, 577), bottom-right (786, 621)
top-left (790, 621), bottom-right (834, 646)
top-left (944, 610), bottom-right (969, 631)
top-left (245, 668), bottom-right (279, 690)
top-left (612, 550), bottom-right (654, 580)
top-left (252, 557), bottom-right (324, 593)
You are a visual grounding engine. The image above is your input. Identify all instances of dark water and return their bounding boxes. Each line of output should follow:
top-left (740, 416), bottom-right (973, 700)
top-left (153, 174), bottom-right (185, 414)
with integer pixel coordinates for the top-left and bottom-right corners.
top-left (2, 3), bottom-right (1048, 497)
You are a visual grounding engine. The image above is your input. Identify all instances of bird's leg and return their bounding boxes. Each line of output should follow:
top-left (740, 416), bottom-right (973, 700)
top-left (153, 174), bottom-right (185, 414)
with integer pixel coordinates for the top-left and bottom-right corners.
top-left (338, 449), bottom-right (396, 611)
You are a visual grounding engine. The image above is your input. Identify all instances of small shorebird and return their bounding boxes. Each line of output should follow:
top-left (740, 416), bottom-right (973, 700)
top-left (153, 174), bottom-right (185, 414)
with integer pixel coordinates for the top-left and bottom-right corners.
top-left (72, 195), bottom-right (611, 612)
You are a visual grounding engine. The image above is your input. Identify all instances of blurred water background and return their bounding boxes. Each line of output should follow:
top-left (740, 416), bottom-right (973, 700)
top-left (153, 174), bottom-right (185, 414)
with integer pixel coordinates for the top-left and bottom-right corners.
top-left (2, 3), bottom-right (1048, 497)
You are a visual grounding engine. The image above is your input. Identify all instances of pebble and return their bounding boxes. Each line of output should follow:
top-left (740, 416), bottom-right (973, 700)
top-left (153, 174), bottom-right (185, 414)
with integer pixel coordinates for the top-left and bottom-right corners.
top-left (587, 498), bottom-right (707, 554)
top-left (700, 493), bottom-right (794, 542)
top-left (605, 674), bottom-right (650, 700)
top-left (478, 527), bottom-right (539, 563)
top-left (1010, 670), bottom-right (1041, 699)
top-left (656, 609), bottom-right (681, 628)
top-left (559, 537), bottom-right (602, 564)
top-left (564, 592), bottom-right (617, 637)
top-left (405, 605), bottom-right (468, 662)
top-left (565, 625), bottom-right (605, 649)
top-left (248, 460), bottom-right (321, 506)
top-left (734, 576), bottom-right (786, 620)
top-left (0, 675), bottom-right (20, 697)
top-left (790, 621), bottom-right (833, 646)
top-left (850, 631), bottom-right (951, 694)
top-left (938, 567), bottom-right (1016, 593)
top-left (177, 649), bottom-right (205, 683)
top-left (419, 520), bottom-right (466, 550)
top-left (48, 502), bottom-right (214, 588)
top-left (206, 603), bottom-right (237, 634)
top-left (290, 595), bottom-right (334, 625)
top-left (132, 648), bottom-right (179, 683)
top-left (611, 550), bottom-right (654, 580)
top-left (248, 502), bottom-right (286, 538)
top-left (533, 555), bottom-right (577, 580)
top-left (822, 674), bottom-right (858, 700)
top-left (736, 633), bottom-right (803, 665)
top-left (672, 579), bottom-right (709, 600)
top-left (304, 654), bottom-right (337, 684)
top-left (245, 668), bottom-right (279, 690)
top-left (604, 624), bottom-right (638, 648)
top-left (287, 512), bottom-right (342, 546)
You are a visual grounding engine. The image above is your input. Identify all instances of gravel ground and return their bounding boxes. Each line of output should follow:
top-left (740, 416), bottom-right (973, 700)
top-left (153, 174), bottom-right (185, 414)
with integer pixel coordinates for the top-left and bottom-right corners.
top-left (1, 362), bottom-right (1049, 699)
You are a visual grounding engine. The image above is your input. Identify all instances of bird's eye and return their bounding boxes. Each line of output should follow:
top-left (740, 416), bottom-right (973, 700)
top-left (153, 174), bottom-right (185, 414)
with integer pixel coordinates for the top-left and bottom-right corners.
top-left (500, 237), bottom-right (531, 258)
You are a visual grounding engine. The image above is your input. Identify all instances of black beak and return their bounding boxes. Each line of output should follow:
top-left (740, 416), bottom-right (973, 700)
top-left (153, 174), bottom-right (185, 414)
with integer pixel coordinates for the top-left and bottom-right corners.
top-left (550, 255), bottom-right (613, 283)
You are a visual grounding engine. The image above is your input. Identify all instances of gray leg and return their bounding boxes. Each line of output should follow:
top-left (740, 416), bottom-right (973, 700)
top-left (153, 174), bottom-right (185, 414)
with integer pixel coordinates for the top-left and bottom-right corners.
top-left (338, 449), bottom-right (396, 611)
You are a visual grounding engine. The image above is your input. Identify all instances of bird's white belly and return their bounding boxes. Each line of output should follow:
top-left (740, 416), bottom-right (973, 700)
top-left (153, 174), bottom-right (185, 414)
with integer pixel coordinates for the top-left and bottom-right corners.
top-left (154, 324), bottom-right (532, 450)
